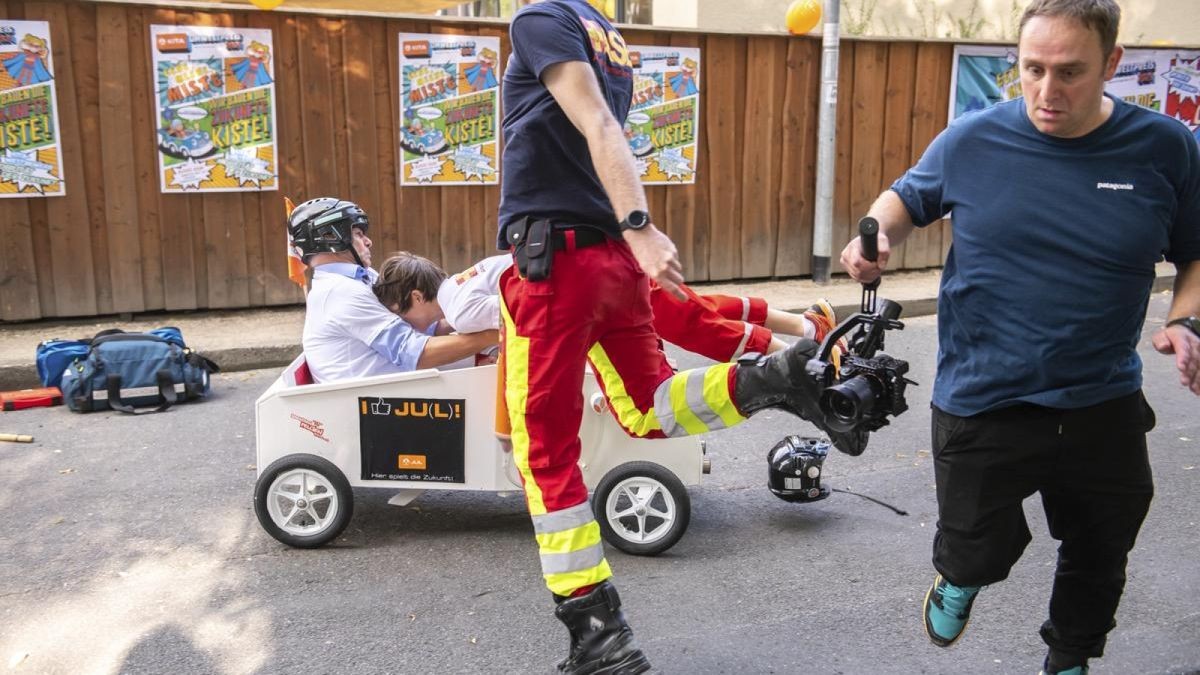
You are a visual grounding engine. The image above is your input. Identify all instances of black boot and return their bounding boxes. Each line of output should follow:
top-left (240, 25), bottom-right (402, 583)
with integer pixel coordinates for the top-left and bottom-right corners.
top-left (554, 581), bottom-right (653, 674)
top-left (733, 338), bottom-right (868, 456)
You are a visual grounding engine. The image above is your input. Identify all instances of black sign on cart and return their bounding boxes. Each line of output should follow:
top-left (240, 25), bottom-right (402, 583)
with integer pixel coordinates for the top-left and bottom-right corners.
top-left (358, 396), bottom-right (466, 483)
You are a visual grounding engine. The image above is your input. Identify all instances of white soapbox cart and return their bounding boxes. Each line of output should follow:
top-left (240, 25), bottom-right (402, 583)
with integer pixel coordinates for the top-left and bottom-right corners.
top-left (253, 356), bottom-right (709, 555)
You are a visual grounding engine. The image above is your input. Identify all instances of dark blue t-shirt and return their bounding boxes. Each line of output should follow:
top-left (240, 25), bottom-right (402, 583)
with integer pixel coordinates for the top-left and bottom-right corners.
top-left (892, 95), bottom-right (1200, 416)
top-left (497, 0), bottom-right (634, 247)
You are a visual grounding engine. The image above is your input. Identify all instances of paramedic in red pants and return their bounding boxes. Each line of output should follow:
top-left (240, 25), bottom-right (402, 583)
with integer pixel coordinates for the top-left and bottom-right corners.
top-left (499, 1), bottom-right (872, 671)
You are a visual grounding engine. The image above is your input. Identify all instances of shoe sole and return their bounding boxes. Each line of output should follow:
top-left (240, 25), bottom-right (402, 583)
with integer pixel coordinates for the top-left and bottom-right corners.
top-left (922, 574), bottom-right (970, 648)
top-left (560, 632), bottom-right (654, 675)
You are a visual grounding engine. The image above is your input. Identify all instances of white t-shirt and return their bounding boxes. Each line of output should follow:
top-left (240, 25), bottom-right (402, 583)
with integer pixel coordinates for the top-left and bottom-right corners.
top-left (437, 254), bottom-right (513, 333)
top-left (303, 264), bottom-right (430, 382)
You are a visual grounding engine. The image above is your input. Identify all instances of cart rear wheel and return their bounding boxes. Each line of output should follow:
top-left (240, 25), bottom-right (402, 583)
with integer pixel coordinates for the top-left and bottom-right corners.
top-left (254, 454), bottom-right (353, 548)
top-left (592, 461), bottom-right (690, 556)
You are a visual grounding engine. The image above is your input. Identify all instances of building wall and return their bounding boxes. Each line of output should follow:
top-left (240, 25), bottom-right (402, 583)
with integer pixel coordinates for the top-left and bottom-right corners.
top-left (658, 0), bottom-right (1200, 46)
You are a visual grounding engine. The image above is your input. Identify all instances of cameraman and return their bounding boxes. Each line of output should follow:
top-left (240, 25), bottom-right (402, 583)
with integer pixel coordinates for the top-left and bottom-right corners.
top-left (840, 1), bottom-right (1199, 672)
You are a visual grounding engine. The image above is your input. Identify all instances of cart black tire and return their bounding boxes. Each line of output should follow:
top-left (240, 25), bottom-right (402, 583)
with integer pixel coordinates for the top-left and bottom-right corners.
top-left (592, 461), bottom-right (690, 556)
top-left (254, 453), bottom-right (354, 548)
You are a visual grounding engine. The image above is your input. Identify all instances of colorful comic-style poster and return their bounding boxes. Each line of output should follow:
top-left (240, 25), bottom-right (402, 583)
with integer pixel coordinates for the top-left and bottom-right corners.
top-left (948, 45), bottom-right (1020, 120)
top-left (1162, 51), bottom-right (1200, 142)
top-left (398, 33), bottom-right (500, 186)
top-left (0, 20), bottom-right (65, 197)
top-left (627, 46), bottom-right (700, 184)
top-left (150, 25), bottom-right (278, 193)
top-left (1105, 49), bottom-right (1164, 113)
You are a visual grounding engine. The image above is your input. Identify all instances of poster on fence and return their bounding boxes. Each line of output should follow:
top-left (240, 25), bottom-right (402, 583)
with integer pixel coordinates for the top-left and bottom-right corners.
top-left (627, 45), bottom-right (700, 184)
top-left (0, 20), bottom-right (65, 197)
top-left (150, 25), bottom-right (278, 193)
top-left (398, 33), bottom-right (500, 186)
top-left (950, 44), bottom-right (1200, 142)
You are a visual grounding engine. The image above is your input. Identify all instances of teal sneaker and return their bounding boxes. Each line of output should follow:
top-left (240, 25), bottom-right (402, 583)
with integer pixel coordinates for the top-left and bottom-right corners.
top-left (922, 574), bottom-right (981, 647)
top-left (1038, 667), bottom-right (1089, 675)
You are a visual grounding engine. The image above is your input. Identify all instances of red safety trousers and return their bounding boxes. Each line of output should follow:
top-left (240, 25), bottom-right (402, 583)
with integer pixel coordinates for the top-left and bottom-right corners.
top-left (648, 284), bottom-right (772, 362)
top-left (499, 234), bottom-right (749, 597)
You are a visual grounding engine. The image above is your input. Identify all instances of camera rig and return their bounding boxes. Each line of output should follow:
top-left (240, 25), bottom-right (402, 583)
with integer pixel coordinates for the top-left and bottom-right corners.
top-left (767, 217), bottom-right (917, 503)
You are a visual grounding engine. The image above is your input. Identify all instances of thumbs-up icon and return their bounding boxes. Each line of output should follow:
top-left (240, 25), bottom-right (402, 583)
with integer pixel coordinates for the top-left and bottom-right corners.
top-left (371, 397), bottom-right (392, 415)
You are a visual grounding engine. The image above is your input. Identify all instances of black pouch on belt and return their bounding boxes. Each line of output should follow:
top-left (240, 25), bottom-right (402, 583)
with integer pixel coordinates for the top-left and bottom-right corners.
top-left (508, 217), bottom-right (554, 282)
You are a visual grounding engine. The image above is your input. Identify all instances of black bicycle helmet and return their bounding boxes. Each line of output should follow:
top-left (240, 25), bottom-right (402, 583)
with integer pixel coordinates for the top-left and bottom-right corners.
top-left (287, 197), bottom-right (369, 263)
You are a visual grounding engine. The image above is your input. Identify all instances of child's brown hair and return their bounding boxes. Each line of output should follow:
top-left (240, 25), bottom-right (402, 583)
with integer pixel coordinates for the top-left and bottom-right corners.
top-left (373, 252), bottom-right (446, 313)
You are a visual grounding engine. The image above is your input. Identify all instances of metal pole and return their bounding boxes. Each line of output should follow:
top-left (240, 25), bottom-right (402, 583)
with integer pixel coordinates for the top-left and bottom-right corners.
top-left (812, 0), bottom-right (840, 284)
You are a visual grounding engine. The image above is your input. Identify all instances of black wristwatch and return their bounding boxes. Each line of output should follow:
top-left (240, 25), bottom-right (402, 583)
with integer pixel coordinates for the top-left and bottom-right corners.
top-left (1166, 316), bottom-right (1200, 337)
top-left (618, 210), bottom-right (651, 232)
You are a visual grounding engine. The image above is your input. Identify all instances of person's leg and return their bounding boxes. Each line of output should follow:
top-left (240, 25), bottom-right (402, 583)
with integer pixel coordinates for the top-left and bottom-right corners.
top-left (925, 404), bottom-right (1055, 646)
top-left (648, 284), bottom-right (773, 361)
top-left (501, 243), bottom-right (651, 674)
top-left (1038, 392), bottom-right (1155, 671)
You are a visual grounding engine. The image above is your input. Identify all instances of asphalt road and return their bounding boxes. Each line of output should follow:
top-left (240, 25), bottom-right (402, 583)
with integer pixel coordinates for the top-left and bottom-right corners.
top-left (1, 292), bottom-right (1197, 675)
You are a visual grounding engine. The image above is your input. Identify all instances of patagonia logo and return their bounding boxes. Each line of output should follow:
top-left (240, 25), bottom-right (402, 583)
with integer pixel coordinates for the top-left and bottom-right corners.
top-left (1096, 182), bottom-right (1134, 191)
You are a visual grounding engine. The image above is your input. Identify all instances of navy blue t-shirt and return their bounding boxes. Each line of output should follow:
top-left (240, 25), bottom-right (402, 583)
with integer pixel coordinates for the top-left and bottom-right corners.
top-left (892, 95), bottom-right (1200, 415)
top-left (497, 0), bottom-right (634, 248)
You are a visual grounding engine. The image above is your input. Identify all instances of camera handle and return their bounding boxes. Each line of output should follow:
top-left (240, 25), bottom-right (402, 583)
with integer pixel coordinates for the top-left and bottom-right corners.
top-left (813, 217), bottom-right (904, 365)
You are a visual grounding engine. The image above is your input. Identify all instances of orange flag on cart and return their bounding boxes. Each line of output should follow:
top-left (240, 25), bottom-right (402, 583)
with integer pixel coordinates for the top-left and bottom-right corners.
top-left (284, 196), bottom-right (307, 288)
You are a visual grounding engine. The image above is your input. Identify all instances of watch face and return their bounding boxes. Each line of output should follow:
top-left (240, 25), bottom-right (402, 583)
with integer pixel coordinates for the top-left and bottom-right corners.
top-left (626, 210), bottom-right (649, 229)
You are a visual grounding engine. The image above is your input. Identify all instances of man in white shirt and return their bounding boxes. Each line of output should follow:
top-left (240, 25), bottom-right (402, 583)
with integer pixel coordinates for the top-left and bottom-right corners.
top-left (287, 198), bottom-right (496, 383)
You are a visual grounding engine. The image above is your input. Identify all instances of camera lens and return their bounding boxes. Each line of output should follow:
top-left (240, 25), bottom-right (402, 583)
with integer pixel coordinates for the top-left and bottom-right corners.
top-left (821, 375), bottom-right (882, 429)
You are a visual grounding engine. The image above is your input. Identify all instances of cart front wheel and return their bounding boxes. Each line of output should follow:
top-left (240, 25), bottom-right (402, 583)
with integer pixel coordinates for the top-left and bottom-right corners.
top-left (592, 461), bottom-right (690, 556)
top-left (254, 454), bottom-right (353, 548)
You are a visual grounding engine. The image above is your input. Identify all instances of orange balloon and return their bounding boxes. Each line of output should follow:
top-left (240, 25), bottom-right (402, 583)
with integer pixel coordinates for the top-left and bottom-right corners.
top-left (785, 0), bottom-right (822, 35)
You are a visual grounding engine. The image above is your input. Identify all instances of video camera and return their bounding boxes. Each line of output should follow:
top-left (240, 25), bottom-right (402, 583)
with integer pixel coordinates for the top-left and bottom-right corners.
top-left (808, 217), bottom-right (915, 433)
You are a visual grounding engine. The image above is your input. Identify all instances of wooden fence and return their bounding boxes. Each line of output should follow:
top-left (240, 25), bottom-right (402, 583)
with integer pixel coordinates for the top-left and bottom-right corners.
top-left (0, 0), bottom-right (953, 321)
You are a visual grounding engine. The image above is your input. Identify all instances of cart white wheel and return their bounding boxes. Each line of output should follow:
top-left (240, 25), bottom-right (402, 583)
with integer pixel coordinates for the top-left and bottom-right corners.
top-left (592, 461), bottom-right (691, 556)
top-left (254, 454), bottom-right (353, 549)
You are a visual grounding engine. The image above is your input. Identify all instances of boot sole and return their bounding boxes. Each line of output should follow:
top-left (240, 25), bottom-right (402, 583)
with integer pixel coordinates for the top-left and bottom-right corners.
top-left (561, 632), bottom-right (654, 675)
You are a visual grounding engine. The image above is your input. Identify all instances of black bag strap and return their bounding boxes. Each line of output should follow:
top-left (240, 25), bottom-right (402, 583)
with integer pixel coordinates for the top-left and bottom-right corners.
top-left (105, 371), bottom-right (175, 414)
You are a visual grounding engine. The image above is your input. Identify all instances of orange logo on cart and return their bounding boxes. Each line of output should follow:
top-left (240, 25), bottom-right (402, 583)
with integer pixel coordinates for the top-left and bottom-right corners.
top-left (156, 33), bottom-right (191, 53)
top-left (403, 41), bottom-right (431, 58)
top-left (397, 454), bottom-right (427, 470)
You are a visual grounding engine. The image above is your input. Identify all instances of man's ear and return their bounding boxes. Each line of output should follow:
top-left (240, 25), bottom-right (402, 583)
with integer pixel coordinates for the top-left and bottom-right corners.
top-left (409, 289), bottom-right (426, 304)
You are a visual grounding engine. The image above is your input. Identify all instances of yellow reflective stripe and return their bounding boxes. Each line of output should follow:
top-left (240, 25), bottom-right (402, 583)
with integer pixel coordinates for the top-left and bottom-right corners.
top-left (544, 560), bottom-right (613, 597)
top-left (587, 344), bottom-right (662, 436)
top-left (535, 519), bottom-right (602, 555)
top-left (500, 294), bottom-right (545, 515)
top-left (703, 363), bottom-right (745, 427)
top-left (667, 371), bottom-right (709, 435)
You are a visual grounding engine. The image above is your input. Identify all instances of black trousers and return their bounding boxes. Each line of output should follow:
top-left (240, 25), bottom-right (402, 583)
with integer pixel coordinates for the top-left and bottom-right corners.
top-left (931, 390), bottom-right (1156, 660)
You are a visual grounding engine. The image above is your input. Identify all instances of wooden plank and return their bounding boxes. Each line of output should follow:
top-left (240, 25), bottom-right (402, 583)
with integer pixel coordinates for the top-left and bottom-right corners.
top-left (662, 31), bottom-right (706, 281)
top-left (326, 17), bottom-right (351, 200)
top-left (830, 43), bottom-right (854, 274)
top-left (739, 35), bottom-right (787, 279)
top-left (126, 5), bottom-right (165, 311)
top-left (905, 42), bottom-right (952, 270)
top-left (704, 34), bottom-right (744, 281)
top-left (31, 0), bottom-right (98, 317)
top-left (0, 201), bottom-right (40, 321)
top-left (202, 194), bottom-right (251, 308)
top-left (848, 41), bottom-right (888, 262)
top-left (880, 42), bottom-right (917, 269)
top-left (343, 17), bottom-right (384, 255)
top-left (28, 198), bottom-right (55, 317)
top-left (297, 15), bottom-right (337, 198)
top-left (68, 1), bottom-right (114, 314)
top-left (774, 36), bottom-right (820, 279)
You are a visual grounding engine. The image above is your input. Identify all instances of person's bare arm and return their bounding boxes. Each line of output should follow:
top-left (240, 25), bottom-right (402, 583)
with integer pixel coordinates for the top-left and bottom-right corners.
top-left (1151, 260), bottom-right (1200, 395)
top-left (415, 330), bottom-right (499, 370)
top-left (839, 190), bottom-right (919, 284)
top-left (541, 60), bottom-right (685, 299)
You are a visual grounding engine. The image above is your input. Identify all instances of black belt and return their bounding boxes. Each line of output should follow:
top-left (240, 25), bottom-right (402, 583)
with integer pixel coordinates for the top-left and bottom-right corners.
top-left (551, 227), bottom-right (609, 251)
